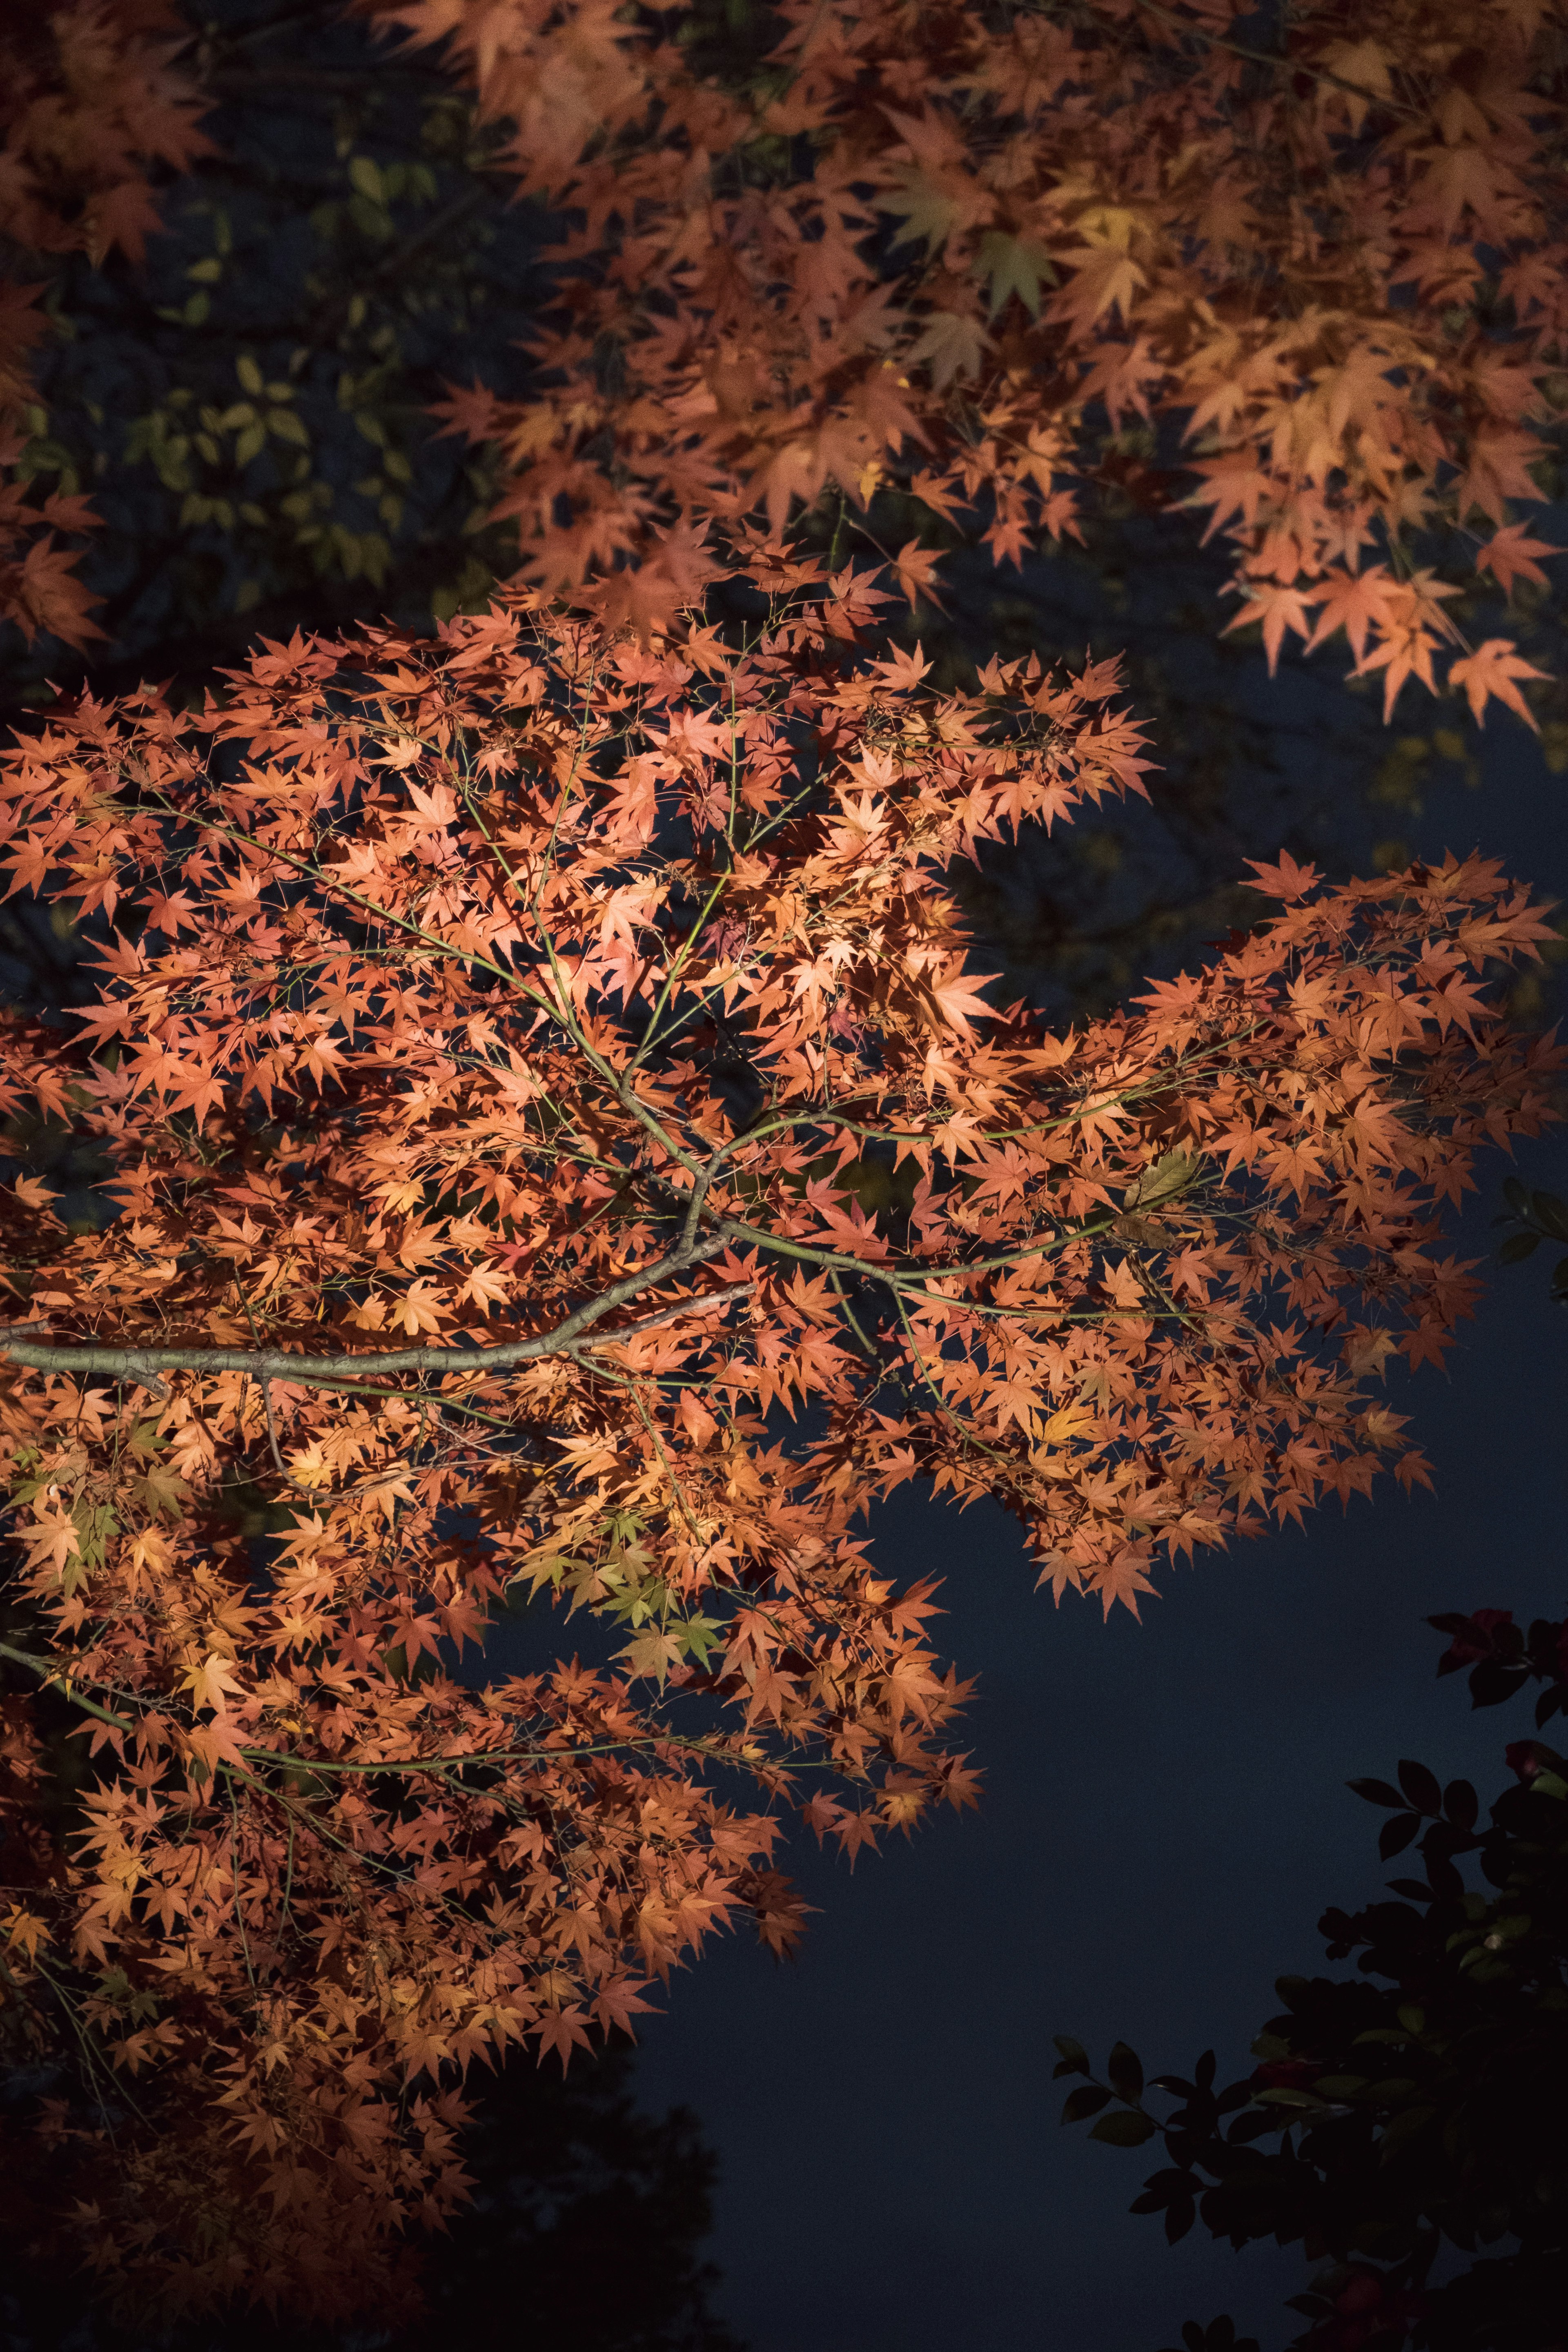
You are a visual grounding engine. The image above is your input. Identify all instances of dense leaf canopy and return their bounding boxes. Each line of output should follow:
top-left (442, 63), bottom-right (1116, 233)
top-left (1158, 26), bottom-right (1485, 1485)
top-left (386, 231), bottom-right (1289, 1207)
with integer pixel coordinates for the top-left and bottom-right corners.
top-left (0, 566), bottom-right (1556, 2314)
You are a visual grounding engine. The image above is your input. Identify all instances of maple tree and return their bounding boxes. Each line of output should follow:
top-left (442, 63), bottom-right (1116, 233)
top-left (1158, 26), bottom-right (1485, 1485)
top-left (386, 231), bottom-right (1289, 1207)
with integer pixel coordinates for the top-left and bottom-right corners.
top-left (0, 2), bottom-right (214, 655)
top-left (0, 0), bottom-right (1564, 2330)
top-left (7, 0), bottom-right (1566, 1038)
top-left (0, 2035), bottom-right (742, 2352)
top-left (0, 549), bottom-right (1556, 2317)
top-left (0, 0), bottom-right (1392, 1049)
top-left (1060, 1605), bottom-right (1568, 2352)
top-left (6, 1), bottom-right (1568, 726)
top-left (347, 0), bottom-right (1568, 717)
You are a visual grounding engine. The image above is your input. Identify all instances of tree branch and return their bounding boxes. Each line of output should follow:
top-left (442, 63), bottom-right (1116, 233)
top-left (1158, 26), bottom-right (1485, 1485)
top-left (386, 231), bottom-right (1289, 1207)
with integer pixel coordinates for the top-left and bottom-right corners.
top-left (0, 1253), bottom-right (753, 1395)
top-left (1123, 0), bottom-right (1420, 117)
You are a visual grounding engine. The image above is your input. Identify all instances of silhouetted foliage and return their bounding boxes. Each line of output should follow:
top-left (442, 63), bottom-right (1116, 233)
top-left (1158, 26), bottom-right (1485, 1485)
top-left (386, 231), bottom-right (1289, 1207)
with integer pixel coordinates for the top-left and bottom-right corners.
top-left (1063, 1609), bottom-right (1568, 2350)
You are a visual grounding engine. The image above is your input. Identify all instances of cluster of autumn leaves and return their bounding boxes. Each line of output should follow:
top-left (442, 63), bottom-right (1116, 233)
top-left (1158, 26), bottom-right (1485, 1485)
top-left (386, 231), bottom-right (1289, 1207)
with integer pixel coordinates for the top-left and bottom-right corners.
top-left (0, 566), bottom-right (1557, 2315)
top-left (6, 0), bottom-right (1568, 717)
top-left (3, 0), bottom-right (1568, 706)
top-left (0, 0), bottom-right (1564, 2325)
top-left (352, 0), bottom-right (1566, 717)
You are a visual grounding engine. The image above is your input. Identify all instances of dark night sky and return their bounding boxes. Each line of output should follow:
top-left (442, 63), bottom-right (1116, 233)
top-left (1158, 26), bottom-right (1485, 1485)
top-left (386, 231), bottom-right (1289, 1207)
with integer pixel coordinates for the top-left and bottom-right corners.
top-left (616, 684), bottom-right (1568, 2352)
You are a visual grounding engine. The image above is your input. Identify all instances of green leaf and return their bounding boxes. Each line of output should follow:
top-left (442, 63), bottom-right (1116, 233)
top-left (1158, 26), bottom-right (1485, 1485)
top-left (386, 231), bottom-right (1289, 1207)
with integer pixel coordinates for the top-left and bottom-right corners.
top-left (1378, 1811), bottom-right (1420, 1859)
top-left (348, 156), bottom-right (386, 204)
top-left (348, 193), bottom-right (394, 240)
top-left (1053, 2034), bottom-right (1090, 2073)
top-left (905, 310), bottom-right (992, 391)
top-left (236, 354), bottom-right (264, 396)
top-left (137, 1463), bottom-right (187, 1522)
top-left (878, 169), bottom-right (964, 253)
top-left (234, 423), bottom-right (267, 468)
top-left (1443, 1777), bottom-right (1479, 1831)
top-left (615, 1626), bottom-right (684, 1687)
top-left (1499, 1229), bottom-right (1541, 1262)
top-left (674, 1613), bottom-right (725, 1669)
top-left (1124, 1149), bottom-right (1198, 1211)
top-left (1089, 2109), bottom-right (1157, 2147)
top-left (973, 229), bottom-right (1056, 319)
top-left (1060, 2084), bottom-right (1111, 2124)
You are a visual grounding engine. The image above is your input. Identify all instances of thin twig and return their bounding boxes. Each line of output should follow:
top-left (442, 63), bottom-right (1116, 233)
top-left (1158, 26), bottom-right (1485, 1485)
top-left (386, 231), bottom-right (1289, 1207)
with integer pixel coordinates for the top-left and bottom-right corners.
top-left (1122, 0), bottom-right (1420, 117)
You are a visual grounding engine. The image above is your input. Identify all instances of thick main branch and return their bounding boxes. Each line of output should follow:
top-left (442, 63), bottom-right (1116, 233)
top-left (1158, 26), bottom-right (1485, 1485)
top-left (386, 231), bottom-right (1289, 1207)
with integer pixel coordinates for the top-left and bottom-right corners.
top-left (0, 1244), bottom-right (751, 1395)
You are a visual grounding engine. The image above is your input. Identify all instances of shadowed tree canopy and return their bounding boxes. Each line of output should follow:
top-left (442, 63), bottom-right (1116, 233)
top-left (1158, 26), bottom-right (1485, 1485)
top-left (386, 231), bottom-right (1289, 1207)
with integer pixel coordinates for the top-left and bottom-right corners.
top-left (0, 2038), bottom-right (743, 2352)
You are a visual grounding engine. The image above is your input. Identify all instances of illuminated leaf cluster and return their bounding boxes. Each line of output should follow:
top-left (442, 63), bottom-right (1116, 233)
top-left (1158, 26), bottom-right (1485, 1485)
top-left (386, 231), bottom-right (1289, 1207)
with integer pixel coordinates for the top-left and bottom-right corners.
top-left (352, 0), bottom-right (1568, 717)
top-left (0, 552), bottom-right (1555, 2313)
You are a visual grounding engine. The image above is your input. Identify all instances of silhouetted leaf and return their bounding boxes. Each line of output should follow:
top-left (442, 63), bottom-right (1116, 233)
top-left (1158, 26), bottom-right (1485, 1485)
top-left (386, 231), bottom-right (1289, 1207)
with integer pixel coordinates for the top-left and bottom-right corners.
top-left (1090, 2108), bottom-right (1158, 2146)
top-left (1443, 1779), bottom-right (1479, 1832)
top-left (1531, 1189), bottom-right (1568, 1240)
top-left (1107, 2042), bottom-right (1145, 2103)
top-left (1379, 1812), bottom-right (1421, 1858)
top-left (1397, 1759), bottom-right (1442, 1813)
top-left (1348, 1777), bottom-right (1405, 1808)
